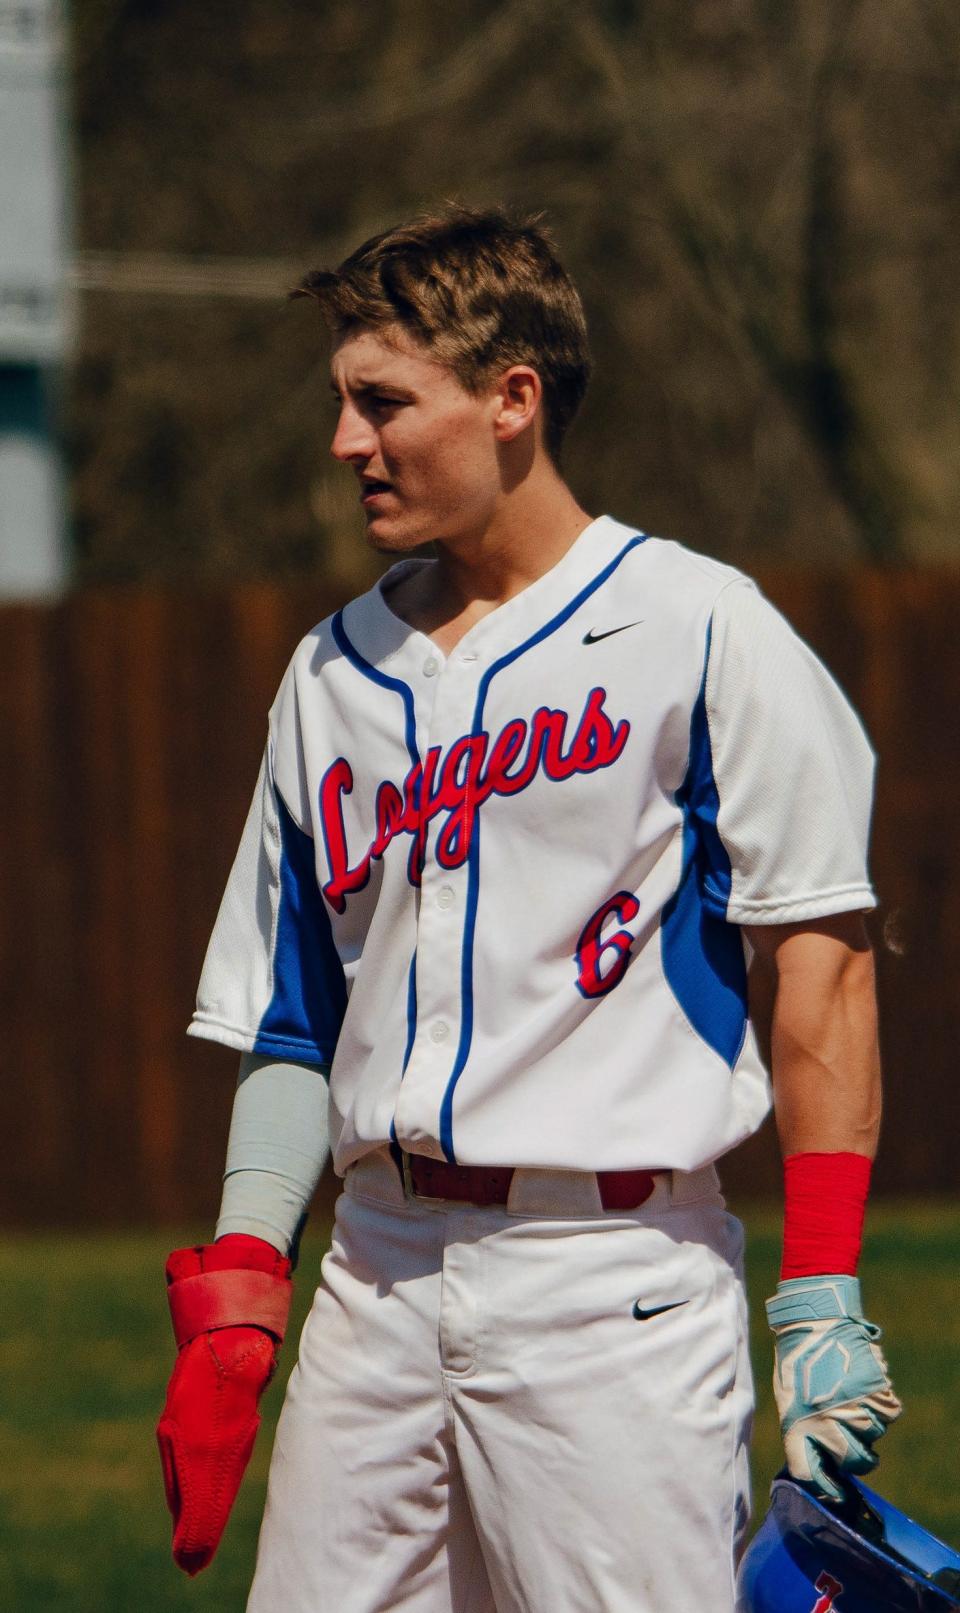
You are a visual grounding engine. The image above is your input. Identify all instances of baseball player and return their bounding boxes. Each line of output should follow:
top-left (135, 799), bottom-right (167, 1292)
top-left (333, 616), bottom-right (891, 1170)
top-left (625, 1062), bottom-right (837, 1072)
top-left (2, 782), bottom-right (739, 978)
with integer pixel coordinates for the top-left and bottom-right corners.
top-left (157, 206), bottom-right (901, 1613)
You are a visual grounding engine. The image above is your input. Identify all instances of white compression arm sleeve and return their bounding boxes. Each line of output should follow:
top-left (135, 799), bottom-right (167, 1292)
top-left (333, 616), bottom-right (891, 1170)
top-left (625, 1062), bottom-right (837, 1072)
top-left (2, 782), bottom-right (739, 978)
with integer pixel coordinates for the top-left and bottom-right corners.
top-left (215, 1053), bottom-right (331, 1254)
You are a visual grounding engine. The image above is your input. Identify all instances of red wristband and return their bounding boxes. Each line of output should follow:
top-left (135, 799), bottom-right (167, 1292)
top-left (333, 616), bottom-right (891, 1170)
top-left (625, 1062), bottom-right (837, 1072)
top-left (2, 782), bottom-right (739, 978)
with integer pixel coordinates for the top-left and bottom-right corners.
top-left (780, 1151), bottom-right (872, 1279)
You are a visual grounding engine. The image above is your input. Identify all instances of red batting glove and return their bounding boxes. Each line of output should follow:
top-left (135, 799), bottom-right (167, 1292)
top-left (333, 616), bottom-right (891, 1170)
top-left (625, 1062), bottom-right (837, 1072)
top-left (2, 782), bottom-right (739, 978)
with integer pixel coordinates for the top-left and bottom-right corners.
top-left (156, 1233), bottom-right (293, 1575)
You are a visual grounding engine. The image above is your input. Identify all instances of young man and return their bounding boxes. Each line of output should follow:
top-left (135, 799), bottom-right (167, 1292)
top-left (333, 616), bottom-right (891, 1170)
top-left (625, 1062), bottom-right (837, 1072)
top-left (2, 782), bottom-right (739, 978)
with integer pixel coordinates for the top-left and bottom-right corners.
top-left (157, 207), bottom-right (901, 1613)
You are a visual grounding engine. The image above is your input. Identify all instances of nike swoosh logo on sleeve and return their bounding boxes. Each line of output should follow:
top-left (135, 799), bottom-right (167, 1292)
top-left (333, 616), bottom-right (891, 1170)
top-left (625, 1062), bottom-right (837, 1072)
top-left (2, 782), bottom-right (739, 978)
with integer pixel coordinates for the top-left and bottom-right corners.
top-left (582, 621), bottom-right (644, 645)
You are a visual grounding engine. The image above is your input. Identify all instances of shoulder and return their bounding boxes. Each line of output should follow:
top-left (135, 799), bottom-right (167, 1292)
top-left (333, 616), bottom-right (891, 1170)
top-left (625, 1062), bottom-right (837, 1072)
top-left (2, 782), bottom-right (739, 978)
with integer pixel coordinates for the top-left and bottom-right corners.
top-left (639, 536), bottom-right (749, 596)
top-left (606, 526), bottom-right (857, 718)
top-left (276, 567), bottom-right (400, 695)
top-left (609, 522), bottom-right (748, 599)
top-left (701, 569), bottom-right (874, 765)
top-left (608, 524), bottom-right (756, 639)
top-left (266, 568), bottom-right (418, 758)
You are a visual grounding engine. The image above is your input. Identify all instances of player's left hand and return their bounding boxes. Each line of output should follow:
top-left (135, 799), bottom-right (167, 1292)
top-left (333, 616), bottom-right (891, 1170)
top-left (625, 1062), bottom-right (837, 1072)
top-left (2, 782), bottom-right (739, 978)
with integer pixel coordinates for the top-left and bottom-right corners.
top-left (156, 1233), bottom-right (293, 1574)
top-left (766, 1274), bottom-right (902, 1502)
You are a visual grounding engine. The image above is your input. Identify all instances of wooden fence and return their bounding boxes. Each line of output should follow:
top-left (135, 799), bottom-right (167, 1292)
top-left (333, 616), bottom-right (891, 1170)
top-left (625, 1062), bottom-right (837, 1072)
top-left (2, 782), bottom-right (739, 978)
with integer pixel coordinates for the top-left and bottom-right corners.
top-left (1, 569), bottom-right (958, 1226)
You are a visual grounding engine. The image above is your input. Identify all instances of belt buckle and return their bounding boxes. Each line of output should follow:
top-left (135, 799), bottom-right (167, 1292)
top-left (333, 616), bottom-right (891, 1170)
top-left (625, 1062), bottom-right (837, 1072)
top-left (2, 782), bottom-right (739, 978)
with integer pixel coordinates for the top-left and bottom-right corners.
top-left (400, 1150), bottom-right (447, 1203)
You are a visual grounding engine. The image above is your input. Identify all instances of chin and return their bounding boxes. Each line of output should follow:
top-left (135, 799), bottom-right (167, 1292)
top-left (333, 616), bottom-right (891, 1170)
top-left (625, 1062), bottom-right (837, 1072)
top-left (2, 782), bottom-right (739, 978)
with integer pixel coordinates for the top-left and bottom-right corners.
top-left (364, 517), bottom-right (430, 555)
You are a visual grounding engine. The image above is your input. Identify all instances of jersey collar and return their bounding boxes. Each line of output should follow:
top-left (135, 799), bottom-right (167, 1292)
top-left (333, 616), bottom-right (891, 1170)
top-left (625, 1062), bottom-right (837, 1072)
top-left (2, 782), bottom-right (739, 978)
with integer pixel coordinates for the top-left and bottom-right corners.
top-left (345, 515), bottom-right (641, 670)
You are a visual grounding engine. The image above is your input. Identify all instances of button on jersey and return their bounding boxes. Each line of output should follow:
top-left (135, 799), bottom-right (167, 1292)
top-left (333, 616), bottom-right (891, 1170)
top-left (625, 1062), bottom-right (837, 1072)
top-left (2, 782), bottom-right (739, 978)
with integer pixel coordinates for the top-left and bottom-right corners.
top-left (189, 517), bottom-right (877, 1175)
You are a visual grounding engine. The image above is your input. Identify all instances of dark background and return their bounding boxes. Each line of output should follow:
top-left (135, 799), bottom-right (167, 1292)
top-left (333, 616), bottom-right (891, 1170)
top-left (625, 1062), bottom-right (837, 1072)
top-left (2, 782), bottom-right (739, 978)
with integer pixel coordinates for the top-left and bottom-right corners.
top-left (71, 0), bottom-right (960, 586)
top-left (5, 0), bottom-right (960, 1223)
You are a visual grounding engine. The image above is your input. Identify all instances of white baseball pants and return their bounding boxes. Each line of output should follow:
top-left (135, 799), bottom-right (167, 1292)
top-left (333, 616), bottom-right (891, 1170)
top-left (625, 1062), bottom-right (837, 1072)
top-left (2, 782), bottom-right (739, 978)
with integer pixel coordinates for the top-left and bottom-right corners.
top-left (247, 1149), bottom-right (753, 1613)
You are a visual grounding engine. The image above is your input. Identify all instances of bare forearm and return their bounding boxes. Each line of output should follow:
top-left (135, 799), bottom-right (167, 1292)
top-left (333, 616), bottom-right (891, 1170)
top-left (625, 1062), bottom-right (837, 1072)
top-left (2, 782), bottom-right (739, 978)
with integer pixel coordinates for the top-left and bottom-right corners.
top-left (747, 916), bottom-right (881, 1158)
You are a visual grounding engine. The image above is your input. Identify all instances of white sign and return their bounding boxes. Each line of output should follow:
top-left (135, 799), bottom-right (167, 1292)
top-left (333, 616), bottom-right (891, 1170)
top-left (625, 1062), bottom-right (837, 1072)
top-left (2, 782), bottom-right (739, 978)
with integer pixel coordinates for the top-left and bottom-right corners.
top-left (0, 0), bottom-right (72, 362)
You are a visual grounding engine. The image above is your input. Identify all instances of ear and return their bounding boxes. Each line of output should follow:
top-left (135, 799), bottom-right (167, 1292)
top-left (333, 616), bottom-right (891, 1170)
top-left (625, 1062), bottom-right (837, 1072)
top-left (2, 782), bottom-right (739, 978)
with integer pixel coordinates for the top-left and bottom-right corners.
top-left (492, 365), bottom-right (542, 445)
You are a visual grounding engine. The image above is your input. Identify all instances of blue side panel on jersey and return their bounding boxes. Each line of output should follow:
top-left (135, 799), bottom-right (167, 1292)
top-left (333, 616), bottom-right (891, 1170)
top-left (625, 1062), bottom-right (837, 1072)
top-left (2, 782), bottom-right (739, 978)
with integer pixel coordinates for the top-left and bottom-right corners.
top-left (660, 617), bottom-right (748, 1069)
top-left (403, 952), bottom-right (418, 1071)
top-left (253, 791), bottom-right (348, 1062)
top-left (438, 533), bottom-right (648, 1161)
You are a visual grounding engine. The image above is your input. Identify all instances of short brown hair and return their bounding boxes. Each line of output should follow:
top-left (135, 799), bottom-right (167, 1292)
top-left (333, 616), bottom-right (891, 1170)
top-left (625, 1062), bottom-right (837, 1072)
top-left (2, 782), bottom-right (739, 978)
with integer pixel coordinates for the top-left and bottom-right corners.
top-left (294, 205), bottom-right (592, 463)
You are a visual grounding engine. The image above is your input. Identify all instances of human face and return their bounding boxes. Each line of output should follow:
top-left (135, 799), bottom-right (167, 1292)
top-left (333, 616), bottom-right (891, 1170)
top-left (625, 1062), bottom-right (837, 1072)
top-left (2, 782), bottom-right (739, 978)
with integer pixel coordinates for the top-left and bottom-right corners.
top-left (329, 325), bottom-right (504, 553)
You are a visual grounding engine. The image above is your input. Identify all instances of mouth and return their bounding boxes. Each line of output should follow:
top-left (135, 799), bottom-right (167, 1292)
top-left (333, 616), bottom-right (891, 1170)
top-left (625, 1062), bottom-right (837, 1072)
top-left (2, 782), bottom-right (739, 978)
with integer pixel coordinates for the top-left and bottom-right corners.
top-left (358, 477), bottom-right (394, 507)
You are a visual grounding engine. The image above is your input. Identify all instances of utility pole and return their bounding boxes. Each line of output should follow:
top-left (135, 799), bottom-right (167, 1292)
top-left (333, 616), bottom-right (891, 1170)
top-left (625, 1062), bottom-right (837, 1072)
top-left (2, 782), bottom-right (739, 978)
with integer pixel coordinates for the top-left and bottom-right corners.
top-left (0, 0), bottom-right (73, 598)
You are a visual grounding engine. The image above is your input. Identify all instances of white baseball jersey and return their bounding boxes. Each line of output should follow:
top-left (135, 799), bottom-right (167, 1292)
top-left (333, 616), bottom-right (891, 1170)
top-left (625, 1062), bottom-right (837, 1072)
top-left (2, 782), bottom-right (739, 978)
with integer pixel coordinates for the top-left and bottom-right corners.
top-left (189, 514), bottom-right (876, 1177)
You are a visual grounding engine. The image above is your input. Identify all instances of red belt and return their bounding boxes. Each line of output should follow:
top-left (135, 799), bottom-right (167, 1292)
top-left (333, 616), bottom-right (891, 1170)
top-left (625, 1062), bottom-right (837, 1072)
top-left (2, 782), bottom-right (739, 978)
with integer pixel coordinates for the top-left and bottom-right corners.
top-left (403, 1153), bottom-right (660, 1211)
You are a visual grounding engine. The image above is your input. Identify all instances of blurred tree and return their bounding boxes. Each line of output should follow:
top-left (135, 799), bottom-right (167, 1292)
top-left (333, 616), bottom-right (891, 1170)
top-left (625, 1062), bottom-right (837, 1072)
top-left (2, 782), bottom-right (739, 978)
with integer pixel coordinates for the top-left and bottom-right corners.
top-left (68, 0), bottom-right (960, 584)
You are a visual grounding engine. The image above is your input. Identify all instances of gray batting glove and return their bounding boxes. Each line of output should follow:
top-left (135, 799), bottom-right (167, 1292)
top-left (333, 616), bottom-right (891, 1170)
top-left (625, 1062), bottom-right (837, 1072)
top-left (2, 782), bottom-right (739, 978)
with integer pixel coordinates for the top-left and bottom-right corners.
top-left (766, 1274), bottom-right (902, 1502)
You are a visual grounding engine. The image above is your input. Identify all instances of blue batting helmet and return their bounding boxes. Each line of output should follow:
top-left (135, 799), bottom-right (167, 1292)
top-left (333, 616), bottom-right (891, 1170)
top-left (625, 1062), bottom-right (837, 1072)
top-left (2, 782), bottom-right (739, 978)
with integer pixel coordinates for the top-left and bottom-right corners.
top-left (737, 1470), bottom-right (960, 1612)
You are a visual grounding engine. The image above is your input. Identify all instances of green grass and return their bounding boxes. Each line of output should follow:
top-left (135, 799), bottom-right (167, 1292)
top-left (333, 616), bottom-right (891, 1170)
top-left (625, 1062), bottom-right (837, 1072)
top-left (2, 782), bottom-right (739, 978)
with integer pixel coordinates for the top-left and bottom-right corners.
top-left (1, 1203), bottom-right (957, 1610)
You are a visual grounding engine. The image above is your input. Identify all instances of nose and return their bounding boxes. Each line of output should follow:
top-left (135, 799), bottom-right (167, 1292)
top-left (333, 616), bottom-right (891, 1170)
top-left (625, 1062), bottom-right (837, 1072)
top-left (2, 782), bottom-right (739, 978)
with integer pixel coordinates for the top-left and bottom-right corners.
top-left (330, 400), bottom-right (375, 464)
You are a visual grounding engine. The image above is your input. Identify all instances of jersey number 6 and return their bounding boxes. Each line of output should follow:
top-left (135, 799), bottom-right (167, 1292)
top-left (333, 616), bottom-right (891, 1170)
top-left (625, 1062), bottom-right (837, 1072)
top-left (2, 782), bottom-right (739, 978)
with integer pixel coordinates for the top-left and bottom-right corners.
top-left (575, 892), bottom-right (640, 998)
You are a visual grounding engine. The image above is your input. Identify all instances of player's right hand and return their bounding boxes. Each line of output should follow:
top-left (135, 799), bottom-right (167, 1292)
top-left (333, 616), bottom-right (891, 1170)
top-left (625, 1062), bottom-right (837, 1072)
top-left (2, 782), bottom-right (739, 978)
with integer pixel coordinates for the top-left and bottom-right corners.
top-left (156, 1233), bottom-right (293, 1575)
top-left (766, 1274), bottom-right (902, 1502)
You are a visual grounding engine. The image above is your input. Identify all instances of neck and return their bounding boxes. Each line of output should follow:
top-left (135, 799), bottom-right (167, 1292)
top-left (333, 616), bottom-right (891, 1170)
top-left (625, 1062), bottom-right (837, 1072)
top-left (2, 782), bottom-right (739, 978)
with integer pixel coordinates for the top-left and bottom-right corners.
top-left (433, 467), bottom-right (591, 615)
top-left (382, 454), bottom-right (594, 654)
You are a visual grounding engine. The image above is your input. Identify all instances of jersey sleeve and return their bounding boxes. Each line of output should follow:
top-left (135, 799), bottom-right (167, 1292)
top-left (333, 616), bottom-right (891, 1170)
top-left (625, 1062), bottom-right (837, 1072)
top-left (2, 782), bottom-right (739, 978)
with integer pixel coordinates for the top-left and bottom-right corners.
top-left (693, 579), bottom-right (877, 926)
top-left (187, 736), bottom-right (347, 1062)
